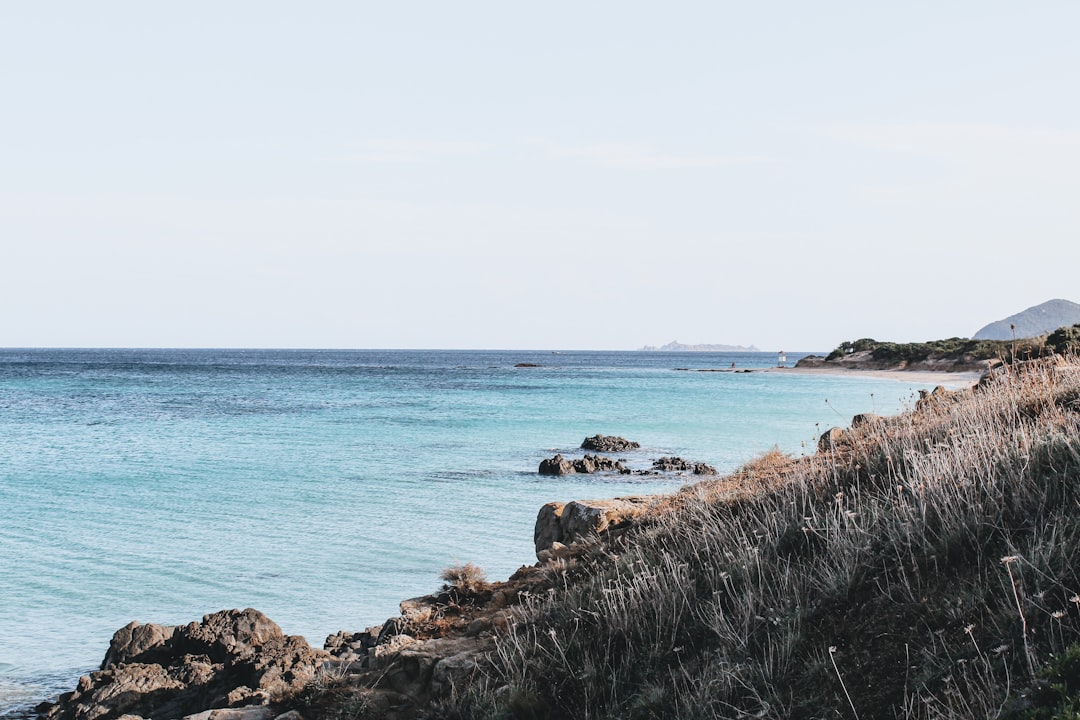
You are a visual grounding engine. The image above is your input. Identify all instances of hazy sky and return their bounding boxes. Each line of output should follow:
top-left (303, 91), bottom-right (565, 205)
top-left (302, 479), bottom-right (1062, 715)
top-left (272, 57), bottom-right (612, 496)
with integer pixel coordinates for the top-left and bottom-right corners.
top-left (3, 2), bottom-right (1078, 350)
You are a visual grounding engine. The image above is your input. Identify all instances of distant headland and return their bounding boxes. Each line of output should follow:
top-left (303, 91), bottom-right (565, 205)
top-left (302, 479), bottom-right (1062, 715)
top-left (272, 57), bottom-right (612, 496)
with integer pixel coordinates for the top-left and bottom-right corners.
top-left (639, 340), bottom-right (760, 352)
top-left (973, 298), bottom-right (1080, 340)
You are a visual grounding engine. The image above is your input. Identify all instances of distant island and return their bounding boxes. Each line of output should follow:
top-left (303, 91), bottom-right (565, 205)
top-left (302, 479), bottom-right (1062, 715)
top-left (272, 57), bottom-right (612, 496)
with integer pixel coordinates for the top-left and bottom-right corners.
top-left (639, 340), bottom-right (760, 352)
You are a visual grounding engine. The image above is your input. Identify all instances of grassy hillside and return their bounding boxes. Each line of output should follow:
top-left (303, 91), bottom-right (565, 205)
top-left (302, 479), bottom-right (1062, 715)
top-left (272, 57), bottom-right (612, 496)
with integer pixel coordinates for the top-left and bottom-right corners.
top-left (436, 356), bottom-right (1080, 719)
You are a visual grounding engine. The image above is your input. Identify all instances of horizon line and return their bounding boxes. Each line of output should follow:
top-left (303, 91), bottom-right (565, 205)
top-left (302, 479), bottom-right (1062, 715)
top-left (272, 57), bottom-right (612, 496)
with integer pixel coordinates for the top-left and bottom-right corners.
top-left (0, 345), bottom-right (813, 353)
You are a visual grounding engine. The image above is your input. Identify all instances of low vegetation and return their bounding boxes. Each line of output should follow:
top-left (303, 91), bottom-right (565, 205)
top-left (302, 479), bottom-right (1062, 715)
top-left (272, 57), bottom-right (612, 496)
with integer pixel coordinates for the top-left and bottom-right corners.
top-left (825, 336), bottom-right (1014, 363)
top-left (1048, 325), bottom-right (1080, 356)
top-left (823, 325), bottom-right (1080, 366)
top-left (440, 562), bottom-right (491, 599)
top-left (434, 355), bottom-right (1080, 719)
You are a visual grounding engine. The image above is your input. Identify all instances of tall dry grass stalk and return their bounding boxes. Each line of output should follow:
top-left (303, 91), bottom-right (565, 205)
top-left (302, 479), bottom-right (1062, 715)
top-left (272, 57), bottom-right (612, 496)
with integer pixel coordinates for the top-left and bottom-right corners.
top-left (442, 356), bottom-right (1080, 720)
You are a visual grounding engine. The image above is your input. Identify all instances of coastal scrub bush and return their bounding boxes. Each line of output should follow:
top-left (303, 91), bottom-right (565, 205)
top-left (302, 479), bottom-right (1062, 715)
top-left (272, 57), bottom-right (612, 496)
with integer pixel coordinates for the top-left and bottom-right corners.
top-left (1005, 643), bottom-right (1080, 719)
top-left (826, 337), bottom-right (880, 360)
top-left (1048, 325), bottom-right (1080, 356)
top-left (826, 335), bottom-right (1043, 364)
top-left (443, 354), bottom-right (1080, 719)
top-left (440, 562), bottom-right (489, 597)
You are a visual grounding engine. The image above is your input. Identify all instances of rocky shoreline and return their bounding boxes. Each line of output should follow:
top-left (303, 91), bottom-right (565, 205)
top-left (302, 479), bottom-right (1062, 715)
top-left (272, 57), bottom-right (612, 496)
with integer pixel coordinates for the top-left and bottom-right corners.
top-left (29, 421), bottom-right (923, 720)
top-left (32, 535), bottom-right (622, 720)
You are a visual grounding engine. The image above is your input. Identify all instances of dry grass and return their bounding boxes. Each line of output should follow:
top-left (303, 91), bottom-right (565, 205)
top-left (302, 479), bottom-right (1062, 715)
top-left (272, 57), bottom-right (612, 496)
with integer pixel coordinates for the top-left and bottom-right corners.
top-left (441, 562), bottom-right (491, 598)
top-left (439, 356), bottom-right (1080, 719)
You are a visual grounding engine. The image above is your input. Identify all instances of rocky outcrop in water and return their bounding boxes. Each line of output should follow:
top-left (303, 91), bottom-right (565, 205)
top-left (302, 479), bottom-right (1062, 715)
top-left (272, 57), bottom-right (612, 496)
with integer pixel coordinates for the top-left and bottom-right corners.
top-left (651, 456), bottom-right (717, 475)
top-left (39, 609), bottom-right (327, 720)
top-left (580, 435), bottom-right (640, 452)
top-left (538, 453), bottom-right (628, 475)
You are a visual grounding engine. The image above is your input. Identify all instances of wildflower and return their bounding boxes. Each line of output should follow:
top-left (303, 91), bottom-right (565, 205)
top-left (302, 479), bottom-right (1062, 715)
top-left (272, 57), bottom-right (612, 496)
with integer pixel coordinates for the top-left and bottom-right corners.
top-left (1000, 555), bottom-right (1020, 565)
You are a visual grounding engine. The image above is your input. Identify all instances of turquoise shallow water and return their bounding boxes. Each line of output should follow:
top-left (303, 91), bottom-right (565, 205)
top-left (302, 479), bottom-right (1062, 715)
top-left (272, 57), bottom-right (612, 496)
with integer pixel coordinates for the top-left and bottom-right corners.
top-left (0, 349), bottom-right (965, 716)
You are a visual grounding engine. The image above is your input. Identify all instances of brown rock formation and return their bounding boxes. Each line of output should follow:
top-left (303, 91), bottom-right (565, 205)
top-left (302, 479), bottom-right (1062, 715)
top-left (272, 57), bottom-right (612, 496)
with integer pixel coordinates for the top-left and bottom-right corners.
top-left (534, 496), bottom-right (654, 557)
top-left (40, 609), bottom-right (327, 720)
top-left (537, 453), bottom-right (627, 475)
top-left (580, 434), bottom-right (640, 452)
top-left (651, 456), bottom-right (717, 475)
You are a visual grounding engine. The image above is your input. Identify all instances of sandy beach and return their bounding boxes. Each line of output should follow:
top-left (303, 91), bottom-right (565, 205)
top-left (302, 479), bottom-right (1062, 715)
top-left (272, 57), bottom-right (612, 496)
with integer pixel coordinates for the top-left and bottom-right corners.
top-left (680, 365), bottom-right (986, 388)
top-left (769, 366), bottom-right (985, 386)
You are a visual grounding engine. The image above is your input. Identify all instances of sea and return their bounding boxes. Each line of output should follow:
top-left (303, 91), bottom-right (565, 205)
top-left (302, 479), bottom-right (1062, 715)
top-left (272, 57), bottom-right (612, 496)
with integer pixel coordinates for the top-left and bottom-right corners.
top-left (0, 348), bottom-right (969, 717)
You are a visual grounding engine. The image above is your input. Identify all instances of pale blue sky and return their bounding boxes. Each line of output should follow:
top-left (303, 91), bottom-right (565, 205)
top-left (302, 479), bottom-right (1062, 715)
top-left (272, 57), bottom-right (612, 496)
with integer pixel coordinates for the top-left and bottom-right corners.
top-left (2, 2), bottom-right (1078, 350)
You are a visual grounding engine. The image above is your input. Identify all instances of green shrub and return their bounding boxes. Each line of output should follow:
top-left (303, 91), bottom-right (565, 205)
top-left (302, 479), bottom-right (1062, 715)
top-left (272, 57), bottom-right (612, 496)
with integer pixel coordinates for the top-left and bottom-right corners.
top-left (1007, 644), bottom-right (1080, 719)
top-left (1048, 325), bottom-right (1080, 355)
top-left (824, 335), bottom-right (1042, 364)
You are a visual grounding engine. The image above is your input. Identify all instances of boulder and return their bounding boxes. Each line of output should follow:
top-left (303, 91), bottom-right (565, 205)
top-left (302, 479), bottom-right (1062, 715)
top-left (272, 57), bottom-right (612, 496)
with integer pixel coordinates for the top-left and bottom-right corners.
top-left (101, 621), bottom-right (177, 669)
top-left (534, 497), bottom-right (653, 556)
top-left (538, 454), bottom-right (576, 475)
top-left (851, 413), bottom-right (883, 428)
top-left (242, 634), bottom-right (323, 697)
top-left (538, 454), bottom-right (627, 475)
top-left (916, 385), bottom-right (953, 411)
top-left (55, 664), bottom-right (187, 720)
top-left (175, 609), bottom-right (284, 663)
top-left (374, 636), bottom-right (488, 702)
top-left (430, 651), bottom-right (479, 697)
top-left (182, 708), bottom-right (274, 720)
top-left (42, 609), bottom-right (328, 720)
top-left (536, 542), bottom-right (571, 563)
top-left (580, 435), bottom-right (640, 452)
top-left (818, 427), bottom-right (846, 453)
top-left (369, 634), bottom-right (417, 664)
top-left (324, 629), bottom-right (376, 661)
top-left (651, 456), bottom-right (717, 475)
top-left (533, 502), bottom-right (565, 551)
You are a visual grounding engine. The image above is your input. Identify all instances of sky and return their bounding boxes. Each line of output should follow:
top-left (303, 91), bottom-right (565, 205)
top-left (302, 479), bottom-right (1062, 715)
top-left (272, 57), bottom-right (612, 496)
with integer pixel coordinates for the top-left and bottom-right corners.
top-left (2, 2), bottom-right (1078, 351)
